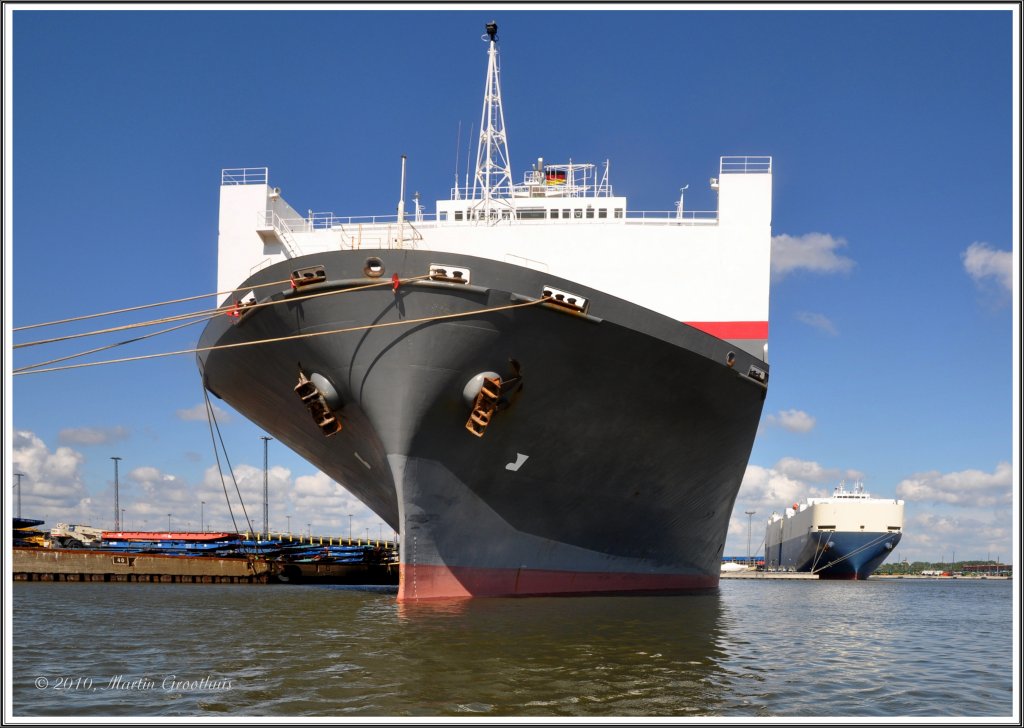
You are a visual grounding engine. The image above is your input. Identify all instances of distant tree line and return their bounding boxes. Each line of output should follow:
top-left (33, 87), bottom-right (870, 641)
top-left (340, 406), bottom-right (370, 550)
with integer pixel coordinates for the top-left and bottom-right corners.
top-left (875, 560), bottom-right (1012, 576)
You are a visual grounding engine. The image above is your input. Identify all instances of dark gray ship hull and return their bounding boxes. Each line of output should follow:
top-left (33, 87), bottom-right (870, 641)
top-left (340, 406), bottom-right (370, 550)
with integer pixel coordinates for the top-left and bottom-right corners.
top-left (198, 250), bottom-right (768, 599)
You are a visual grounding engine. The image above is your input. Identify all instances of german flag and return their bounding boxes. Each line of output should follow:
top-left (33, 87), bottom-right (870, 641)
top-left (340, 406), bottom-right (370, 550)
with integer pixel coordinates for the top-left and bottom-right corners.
top-left (545, 170), bottom-right (567, 185)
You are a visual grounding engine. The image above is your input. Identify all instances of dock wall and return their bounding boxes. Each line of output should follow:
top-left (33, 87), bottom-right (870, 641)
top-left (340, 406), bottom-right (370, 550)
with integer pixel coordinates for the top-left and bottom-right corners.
top-left (12, 547), bottom-right (271, 584)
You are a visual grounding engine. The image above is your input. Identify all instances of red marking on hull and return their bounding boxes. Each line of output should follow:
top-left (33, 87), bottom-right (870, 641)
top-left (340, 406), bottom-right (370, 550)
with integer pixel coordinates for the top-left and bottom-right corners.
top-left (398, 562), bottom-right (719, 601)
top-left (685, 321), bottom-right (769, 340)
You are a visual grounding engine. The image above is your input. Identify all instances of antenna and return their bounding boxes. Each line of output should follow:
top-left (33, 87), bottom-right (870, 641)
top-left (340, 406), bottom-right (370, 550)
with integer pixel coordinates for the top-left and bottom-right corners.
top-left (453, 121), bottom-right (462, 200)
top-left (675, 184), bottom-right (689, 219)
top-left (464, 123), bottom-right (474, 195)
top-left (398, 154), bottom-right (407, 245)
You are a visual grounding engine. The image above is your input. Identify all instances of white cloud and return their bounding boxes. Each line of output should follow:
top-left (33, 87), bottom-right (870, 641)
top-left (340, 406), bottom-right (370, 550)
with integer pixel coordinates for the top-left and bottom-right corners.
top-left (794, 311), bottom-right (838, 336)
top-left (962, 242), bottom-right (1012, 292)
top-left (199, 463), bottom-right (291, 532)
top-left (58, 426), bottom-right (129, 446)
top-left (765, 409), bottom-right (816, 433)
top-left (729, 458), bottom-right (1013, 563)
top-left (774, 457), bottom-right (862, 485)
top-left (11, 430), bottom-right (95, 523)
top-left (176, 402), bottom-right (231, 423)
top-left (902, 510), bottom-right (1012, 564)
top-left (771, 232), bottom-right (856, 280)
top-left (728, 458), bottom-right (866, 553)
top-left (737, 463), bottom-right (806, 506)
top-left (292, 471), bottom-right (381, 538)
top-left (895, 462), bottom-right (1011, 508)
top-left (194, 464), bottom-right (383, 537)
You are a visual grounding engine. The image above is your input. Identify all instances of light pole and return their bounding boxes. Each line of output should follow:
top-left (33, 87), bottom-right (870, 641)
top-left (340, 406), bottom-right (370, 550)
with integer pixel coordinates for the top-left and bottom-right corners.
top-left (348, 514), bottom-right (353, 541)
top-left (286, 515), bottom-right (291, 535)
top-left (111, 456), bottom-right (122, 530)
top-left (167, 513), bottom-right (172, 532)
top-left (745, 510), bottom-right (756, 567)
top-left (121, 509), bottom-right (125, 532)
top-left (201, 501), bottom-right (205, 533)
top-left (14, 473), bottom-right (24, 520)
top-left (260, 436), bottom-right (272, 536)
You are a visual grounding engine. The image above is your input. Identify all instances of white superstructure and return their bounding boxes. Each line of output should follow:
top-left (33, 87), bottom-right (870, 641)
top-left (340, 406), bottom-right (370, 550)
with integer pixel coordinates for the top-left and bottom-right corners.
top-left (766, 482), bottom-right (905, 550)
top-left (215, 28), bottom-right (772, 357)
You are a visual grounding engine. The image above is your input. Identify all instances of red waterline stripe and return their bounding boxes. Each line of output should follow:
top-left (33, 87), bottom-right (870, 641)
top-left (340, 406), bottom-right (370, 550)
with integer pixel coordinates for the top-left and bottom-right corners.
top-left (685, 321), bottom-right (769, 340)
top-left (398, 562), bottom-right (718, 601)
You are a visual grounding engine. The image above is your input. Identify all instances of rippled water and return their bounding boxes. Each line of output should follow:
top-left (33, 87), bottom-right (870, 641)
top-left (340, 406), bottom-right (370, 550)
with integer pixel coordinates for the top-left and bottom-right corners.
top-left (11, 578), bottom-right (1014, 718)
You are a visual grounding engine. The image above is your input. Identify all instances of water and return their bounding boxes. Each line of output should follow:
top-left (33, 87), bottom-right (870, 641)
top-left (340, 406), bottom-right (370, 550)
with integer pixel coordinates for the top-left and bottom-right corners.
top-left (11, 578), bottom-right (1014, 718)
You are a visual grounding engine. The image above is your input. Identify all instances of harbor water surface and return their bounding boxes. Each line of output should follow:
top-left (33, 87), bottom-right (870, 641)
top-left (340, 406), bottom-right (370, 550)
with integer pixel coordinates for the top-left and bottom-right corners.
top-left (12, 577), bottom-right (1014, 718)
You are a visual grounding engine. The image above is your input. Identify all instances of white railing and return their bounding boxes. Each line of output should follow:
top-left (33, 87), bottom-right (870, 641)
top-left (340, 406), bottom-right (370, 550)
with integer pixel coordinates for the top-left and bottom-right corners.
top-left (222, 167), bottom-right (269, 185)
top-left (449, 182), bottom-right (613, 201)
top-left (279, 212), bottom-right (407, 229)
top-left (256, 210), bottom-right (300, 256)
top-left (720, 156), bottom-right (772, 174)
top-left (626, 210), bottom-right (718, 223)
top-left (262, 209), bottom-right (720, 231)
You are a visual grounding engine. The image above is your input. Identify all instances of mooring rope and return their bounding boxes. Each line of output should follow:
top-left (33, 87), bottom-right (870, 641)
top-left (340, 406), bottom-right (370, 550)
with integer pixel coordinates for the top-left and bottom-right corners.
top-left (13, 295), bottom-right (548, 376)
top-left (13, 277), bottom-right (296, 332)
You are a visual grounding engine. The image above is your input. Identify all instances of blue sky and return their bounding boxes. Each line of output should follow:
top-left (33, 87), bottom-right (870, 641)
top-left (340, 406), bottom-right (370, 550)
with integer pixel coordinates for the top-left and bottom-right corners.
top-left (7, 6), bottom-right (1018, 564)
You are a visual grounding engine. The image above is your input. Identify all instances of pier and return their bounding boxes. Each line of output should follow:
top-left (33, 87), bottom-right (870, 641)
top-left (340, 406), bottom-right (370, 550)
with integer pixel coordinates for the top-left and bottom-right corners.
top-left (13, 547), bottom-right (271, 583)
top-left (12, 547), bottom-right (398, 586)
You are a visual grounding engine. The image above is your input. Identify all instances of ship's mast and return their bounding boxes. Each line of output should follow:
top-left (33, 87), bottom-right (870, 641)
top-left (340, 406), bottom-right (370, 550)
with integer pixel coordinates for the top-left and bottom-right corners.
top-left (472, 21), bottom-right (512, 219)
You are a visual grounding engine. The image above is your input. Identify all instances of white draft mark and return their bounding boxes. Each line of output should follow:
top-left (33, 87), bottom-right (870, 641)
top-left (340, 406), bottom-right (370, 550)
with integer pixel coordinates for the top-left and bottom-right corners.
top-left (505, 453), bottom-right (529, 472)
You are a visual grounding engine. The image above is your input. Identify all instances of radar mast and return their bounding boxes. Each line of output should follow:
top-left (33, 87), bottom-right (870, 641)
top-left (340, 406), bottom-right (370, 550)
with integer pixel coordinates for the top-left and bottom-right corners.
top-left (472, 21), bottom-right (513, 220)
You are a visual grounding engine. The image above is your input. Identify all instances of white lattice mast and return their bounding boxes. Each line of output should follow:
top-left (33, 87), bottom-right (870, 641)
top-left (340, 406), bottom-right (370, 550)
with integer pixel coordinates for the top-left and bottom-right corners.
top-left (472, 21), bottom-right (512, 216)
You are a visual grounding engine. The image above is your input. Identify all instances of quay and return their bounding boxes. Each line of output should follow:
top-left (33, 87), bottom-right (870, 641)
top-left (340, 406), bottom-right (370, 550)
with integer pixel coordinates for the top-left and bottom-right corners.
top-left (12, 546), bottom-right (399, 585)
top-left (720, 570), bottom-right (1011, 580)
top-left (13, 547), bottom-right (271, 583)
top-left (720, 571), bottom-right (815, 580)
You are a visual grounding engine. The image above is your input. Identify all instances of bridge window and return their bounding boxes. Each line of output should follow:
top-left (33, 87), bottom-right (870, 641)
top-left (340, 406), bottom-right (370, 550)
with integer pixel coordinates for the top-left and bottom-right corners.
top-left (586, 208), bottom-right (594, 219)
top-left (614, 208), bottom-right (624, 218)
top-left (517, 208), bottom-right (546, 220)
top-left (598, 208), bottom-right (607, 219)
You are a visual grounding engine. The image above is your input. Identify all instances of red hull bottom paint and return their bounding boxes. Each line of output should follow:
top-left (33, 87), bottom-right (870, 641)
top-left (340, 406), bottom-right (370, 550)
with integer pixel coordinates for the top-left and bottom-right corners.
top-left (398, 562), bottom-right (720, 601)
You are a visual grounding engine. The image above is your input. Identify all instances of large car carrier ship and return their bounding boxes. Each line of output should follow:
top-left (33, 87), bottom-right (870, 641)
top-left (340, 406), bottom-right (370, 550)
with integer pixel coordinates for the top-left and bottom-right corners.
top-left (197, 22), bottom-right (773, 600)
top-left (764, 482), bottom-right (905, 579)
